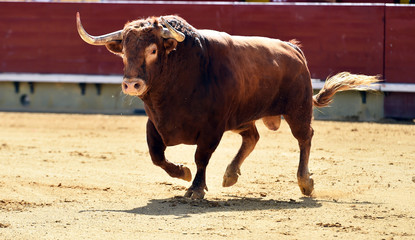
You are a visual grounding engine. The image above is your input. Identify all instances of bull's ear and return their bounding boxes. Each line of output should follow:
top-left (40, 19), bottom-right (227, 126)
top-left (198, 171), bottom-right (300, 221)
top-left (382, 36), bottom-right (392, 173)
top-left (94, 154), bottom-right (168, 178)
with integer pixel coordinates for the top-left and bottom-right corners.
top-left (163, 39), bottom-right (178, 55)
top-left (105, 40), bottom-right (123, 56)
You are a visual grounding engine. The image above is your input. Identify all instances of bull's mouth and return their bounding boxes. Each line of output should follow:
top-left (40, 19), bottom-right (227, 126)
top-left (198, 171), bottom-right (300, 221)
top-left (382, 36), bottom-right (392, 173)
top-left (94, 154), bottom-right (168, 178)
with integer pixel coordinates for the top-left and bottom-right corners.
top-left (122, 78), bottom-right (149, 97)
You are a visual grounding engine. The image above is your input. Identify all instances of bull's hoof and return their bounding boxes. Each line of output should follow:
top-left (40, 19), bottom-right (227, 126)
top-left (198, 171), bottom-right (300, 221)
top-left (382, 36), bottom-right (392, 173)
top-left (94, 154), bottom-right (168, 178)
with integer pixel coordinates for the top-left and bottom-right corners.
top-left (298, 176), bottom-right (314, 196)
top-left (179, 165), bottom-right (192, 182)
top-left (184, 187), bottom-right (205, 199)
top-left (222, 165), bottom-right (241, 187)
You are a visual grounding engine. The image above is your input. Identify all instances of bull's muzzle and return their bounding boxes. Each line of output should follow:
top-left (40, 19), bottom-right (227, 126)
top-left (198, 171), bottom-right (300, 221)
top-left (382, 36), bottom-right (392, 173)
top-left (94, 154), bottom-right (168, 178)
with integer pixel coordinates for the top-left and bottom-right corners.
top-left (122, 78), bottom-right (148, 96)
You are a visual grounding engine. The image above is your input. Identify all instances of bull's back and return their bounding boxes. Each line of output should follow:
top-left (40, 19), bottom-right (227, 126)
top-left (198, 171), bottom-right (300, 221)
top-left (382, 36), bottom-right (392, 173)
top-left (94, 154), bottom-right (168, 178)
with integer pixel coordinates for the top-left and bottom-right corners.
top-left (201, 31), bottom-right (311, 127)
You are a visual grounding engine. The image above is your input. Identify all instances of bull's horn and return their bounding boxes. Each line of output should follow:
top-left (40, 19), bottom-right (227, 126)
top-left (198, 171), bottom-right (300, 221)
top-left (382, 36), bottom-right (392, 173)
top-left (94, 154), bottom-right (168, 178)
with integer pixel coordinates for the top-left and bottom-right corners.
top-left (159, 17), bottom-right (185, 42)
top-left (76, 12), bottom-right (123, 45)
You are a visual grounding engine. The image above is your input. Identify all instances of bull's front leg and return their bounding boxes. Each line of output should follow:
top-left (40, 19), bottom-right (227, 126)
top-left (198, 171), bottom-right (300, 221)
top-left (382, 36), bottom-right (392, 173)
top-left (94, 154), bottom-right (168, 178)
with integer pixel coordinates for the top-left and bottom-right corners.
top-left (146, 119), bottom-right (192, 182)
top-left (185, 134), bottom-right (222, 199)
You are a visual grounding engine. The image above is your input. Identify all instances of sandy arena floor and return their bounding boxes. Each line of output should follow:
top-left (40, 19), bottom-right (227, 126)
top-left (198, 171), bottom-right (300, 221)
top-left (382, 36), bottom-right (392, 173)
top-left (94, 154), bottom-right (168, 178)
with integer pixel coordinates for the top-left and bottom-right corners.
top-left (0, 112), bottom-right (414, 239)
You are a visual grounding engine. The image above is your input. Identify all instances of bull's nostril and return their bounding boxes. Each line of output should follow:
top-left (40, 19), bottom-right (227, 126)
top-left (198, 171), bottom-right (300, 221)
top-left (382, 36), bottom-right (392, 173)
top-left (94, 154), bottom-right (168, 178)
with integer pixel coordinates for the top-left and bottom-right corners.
top-left (133, 83), bottom-right (140, 89)
top-left (123, 83), bottom-right (128, 89)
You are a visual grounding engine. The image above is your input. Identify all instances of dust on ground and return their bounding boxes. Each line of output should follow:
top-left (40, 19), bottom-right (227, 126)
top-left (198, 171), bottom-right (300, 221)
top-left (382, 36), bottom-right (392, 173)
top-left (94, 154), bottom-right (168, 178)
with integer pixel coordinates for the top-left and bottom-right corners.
top-left (0, 112), bottom-right (414, 239)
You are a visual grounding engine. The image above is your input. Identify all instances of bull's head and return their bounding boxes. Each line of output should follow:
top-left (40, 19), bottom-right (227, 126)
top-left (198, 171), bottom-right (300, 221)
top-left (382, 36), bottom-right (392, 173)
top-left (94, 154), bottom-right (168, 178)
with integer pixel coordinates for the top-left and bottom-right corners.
top-left (76, 12), bottom-right (185, 97)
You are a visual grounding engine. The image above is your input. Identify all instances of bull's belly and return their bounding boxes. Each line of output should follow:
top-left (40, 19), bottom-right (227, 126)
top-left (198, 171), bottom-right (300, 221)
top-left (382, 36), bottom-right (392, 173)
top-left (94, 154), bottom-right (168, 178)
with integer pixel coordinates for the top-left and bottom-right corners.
top-left (226, 107), bottom-right (284, 131)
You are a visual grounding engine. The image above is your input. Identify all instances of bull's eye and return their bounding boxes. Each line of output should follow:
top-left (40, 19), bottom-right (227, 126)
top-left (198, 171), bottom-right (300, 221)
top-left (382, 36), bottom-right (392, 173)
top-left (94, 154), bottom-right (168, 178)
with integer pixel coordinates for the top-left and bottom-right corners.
top-left (145, 44), bottom-right (158, 64)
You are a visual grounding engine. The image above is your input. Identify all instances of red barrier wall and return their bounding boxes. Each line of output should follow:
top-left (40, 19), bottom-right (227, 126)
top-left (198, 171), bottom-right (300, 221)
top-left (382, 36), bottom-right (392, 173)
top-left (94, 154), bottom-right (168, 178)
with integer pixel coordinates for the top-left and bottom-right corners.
top-left (384, 5), bottom-right (415, 119)
top-left (0, 2), bottom-right (384, 79)
top-left (385, 5), bottom-right (415, 84)
top-left (233, 4), bottom-right (384, 79)
top-left (0, 2), bottom-right (233, 75)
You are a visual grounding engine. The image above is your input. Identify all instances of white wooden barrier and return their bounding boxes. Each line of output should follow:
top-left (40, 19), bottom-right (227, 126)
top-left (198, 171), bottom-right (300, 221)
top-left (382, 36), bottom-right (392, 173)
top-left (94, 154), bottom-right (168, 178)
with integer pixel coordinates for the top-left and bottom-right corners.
top-left (1, 73), bottom-right (415, 93)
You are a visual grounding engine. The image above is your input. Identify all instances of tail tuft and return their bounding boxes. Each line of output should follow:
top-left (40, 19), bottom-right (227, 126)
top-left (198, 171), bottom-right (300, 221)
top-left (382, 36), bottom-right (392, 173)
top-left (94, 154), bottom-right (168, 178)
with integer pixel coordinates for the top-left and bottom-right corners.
top-left (313, 72), bottom-right (381, 108)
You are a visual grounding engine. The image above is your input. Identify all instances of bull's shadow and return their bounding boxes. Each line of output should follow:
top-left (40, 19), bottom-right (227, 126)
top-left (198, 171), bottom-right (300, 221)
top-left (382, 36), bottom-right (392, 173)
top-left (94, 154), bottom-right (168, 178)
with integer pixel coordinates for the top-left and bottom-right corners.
top-left (81, 196), bottom-right (322, 217)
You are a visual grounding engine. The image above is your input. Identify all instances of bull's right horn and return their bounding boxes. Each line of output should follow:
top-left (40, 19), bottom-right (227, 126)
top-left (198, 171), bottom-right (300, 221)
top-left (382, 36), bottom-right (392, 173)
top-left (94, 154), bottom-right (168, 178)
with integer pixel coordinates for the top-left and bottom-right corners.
top-left (76, 12), bottom-right (123, 45)
top-left (159, 17), bottom-right (185, 42)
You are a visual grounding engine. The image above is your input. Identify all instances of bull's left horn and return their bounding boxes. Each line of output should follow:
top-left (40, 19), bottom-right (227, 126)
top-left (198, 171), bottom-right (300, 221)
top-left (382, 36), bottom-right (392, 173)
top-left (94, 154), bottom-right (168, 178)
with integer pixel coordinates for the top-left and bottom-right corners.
top-left (76, 12), bottom-right (123, 45)
top-left (159, 17), bottom-right (185, 42)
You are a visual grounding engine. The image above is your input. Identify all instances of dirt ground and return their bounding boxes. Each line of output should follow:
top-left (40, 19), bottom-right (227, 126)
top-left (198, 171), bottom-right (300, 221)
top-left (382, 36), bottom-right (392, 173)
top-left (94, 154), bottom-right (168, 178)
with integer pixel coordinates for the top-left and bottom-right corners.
top-left (0, 112), bottom-right (414, 239)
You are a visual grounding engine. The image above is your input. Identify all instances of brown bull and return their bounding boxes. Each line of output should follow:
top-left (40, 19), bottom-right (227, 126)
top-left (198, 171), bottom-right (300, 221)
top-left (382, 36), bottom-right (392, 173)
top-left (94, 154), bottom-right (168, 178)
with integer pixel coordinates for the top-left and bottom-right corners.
top-left (76, 13), bottom-right (379, 199)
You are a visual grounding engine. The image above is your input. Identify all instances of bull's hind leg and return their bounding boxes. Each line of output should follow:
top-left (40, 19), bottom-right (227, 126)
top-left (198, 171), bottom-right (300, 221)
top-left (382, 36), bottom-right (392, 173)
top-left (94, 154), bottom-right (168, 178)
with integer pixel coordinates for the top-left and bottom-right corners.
top-left (146, 119), bottom-right (192, 182)
top-left (283, 114), bottom-right (314, 196)
top-left (223, 121), bottom-right (259, 187)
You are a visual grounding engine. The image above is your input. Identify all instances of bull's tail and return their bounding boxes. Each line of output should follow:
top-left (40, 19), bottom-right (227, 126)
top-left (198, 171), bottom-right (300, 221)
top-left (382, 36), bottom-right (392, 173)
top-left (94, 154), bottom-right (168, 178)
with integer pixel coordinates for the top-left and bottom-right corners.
top-left (313, 72), bottom-right (380, 108)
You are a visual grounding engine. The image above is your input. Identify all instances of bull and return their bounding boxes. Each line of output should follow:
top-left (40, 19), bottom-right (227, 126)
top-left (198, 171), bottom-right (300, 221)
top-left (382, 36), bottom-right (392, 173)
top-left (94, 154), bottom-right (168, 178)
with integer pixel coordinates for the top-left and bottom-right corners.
top-left (76, 13), bottom-right (379, 199)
